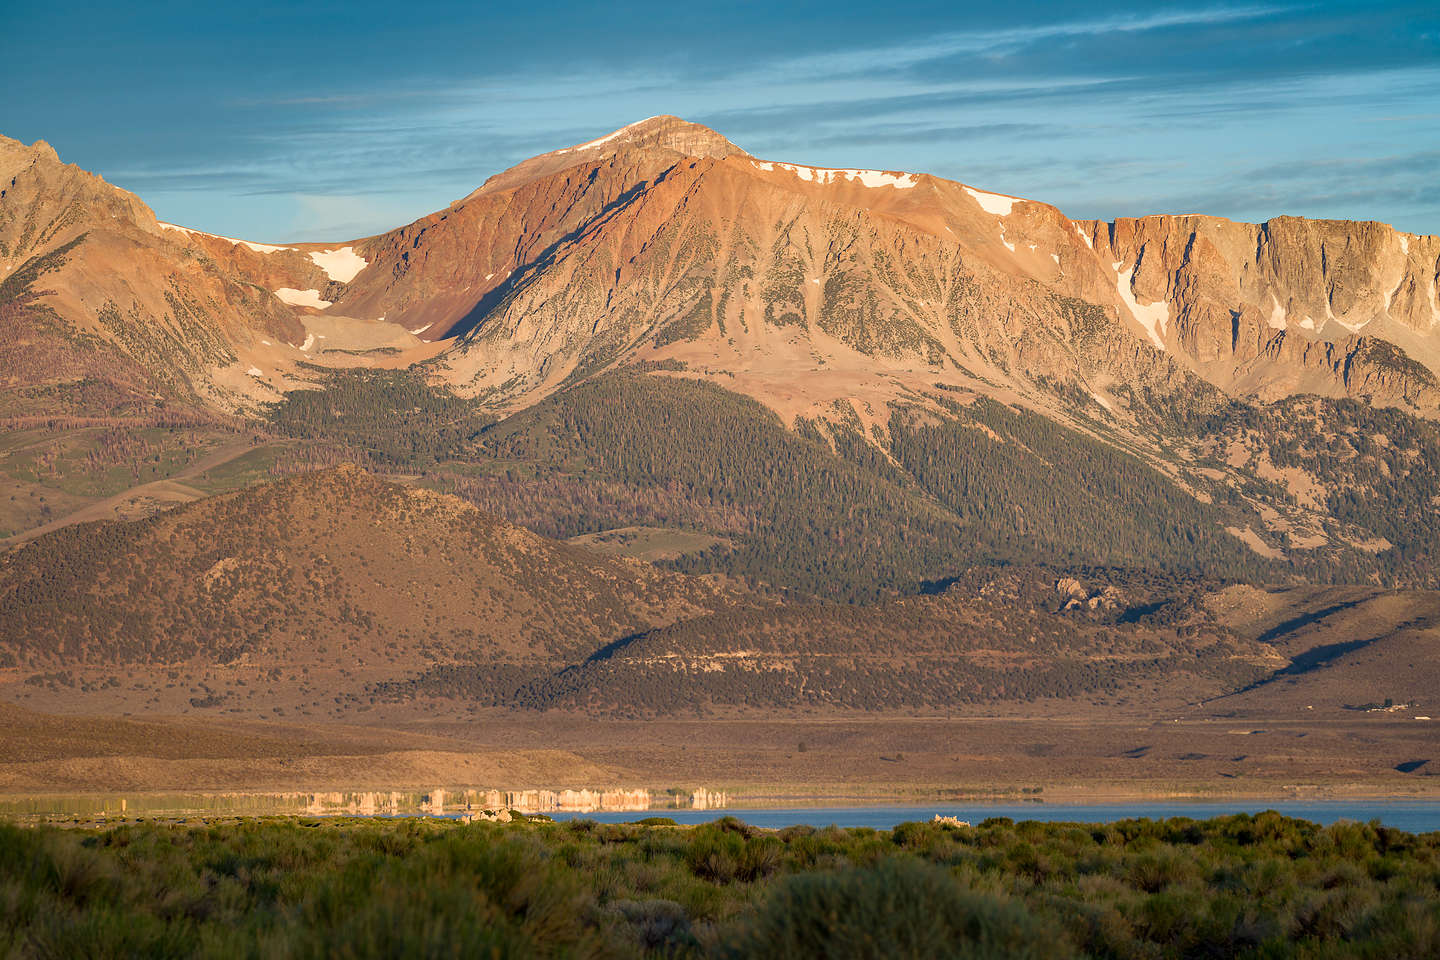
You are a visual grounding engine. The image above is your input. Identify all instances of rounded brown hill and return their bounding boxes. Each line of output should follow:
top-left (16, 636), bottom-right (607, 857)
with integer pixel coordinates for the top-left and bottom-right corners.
top-left (0, 466), bottom-right (738, 670)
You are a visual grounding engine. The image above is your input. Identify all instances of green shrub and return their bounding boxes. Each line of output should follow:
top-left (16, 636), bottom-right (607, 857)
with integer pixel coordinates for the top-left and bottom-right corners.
top-left (685, 829), bottom-right (745, 883)
top-left (720, 857), bottom-right (1073, 959)
top-left (601, 898), bottom-right (698, 955)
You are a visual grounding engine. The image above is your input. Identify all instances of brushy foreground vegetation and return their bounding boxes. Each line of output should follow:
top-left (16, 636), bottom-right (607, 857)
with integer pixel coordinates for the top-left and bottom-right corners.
top-left (2, 813), bottom-right (1439, 958)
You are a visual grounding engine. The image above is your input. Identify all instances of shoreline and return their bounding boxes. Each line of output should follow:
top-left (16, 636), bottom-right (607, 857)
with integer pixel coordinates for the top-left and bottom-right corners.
top-left (4, 781), bottom-right (1440, 822)
top-left (5, 708), bottom-right (1437, 818)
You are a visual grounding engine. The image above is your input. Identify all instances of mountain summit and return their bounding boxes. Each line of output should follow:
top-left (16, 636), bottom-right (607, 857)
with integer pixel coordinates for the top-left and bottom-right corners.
top-left (2, 118), bottom-right (1437, 422)
top-left (469, 115), bottom-right (748, 197)
top-left (325, 117), bottom-right (1439, 418)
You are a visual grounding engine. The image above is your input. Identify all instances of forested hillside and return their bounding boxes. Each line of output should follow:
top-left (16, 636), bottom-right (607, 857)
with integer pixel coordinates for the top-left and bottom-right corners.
top-left (257, 368), bottom-right (1440, 602)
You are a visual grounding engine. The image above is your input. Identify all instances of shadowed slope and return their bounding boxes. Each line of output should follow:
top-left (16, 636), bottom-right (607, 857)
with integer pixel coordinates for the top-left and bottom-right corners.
top-left (0, 466), bottom-right (740, 670)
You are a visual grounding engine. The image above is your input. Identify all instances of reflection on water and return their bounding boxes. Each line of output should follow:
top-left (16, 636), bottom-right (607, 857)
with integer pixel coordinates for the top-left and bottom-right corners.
top-left (0, 786), bottom-right (730, 820)
top-left (7, 793), bottom-right (1439, 833)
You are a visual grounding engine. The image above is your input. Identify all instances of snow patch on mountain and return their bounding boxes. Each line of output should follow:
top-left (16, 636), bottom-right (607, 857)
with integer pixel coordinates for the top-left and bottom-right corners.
top-left (1114, 263), bottom-right (1167, 350)
top-left (1326, 301), bottom-right (1371, 333)
top-left (963, 187), bottom-right (1022, 216)
top-left (845, 169), bottom-right (919, 189)
top-left (1074, 224), bottom-right (1094, 249)
top-left (555, 117), bottom-right (664, 155)
top-left (309, 247), bottom-right (367, 283)
top-left (751, 160), bottom-right (917, 188)
top-left (1385, 278), bottom-right (1402, 314)
top-left (275, 288), bottom-right (332, 309)
top-left (158, 222), bottom-right (293, 254)
top-left (1268, 295), bottom-right (1287, 329)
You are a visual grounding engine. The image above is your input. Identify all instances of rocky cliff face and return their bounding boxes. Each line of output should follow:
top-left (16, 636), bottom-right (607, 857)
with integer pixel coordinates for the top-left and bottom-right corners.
top-left (317, 119), bottom-right (1178, 420)
top-left (0, 135), bottom-right (314, 412)
top-left (1083, 215), bottom-right (1440, 408)
top-left (317, 117), bottom-right (1440, 417)
top-left (0, 133), bottom-right (457, 412)
top-left (3, 119), bottom-right (1437, 420)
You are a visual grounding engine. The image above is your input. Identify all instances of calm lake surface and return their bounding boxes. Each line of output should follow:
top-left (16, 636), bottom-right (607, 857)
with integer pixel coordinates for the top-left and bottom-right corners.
top-left (546, 802), bottom-right (1440, 833)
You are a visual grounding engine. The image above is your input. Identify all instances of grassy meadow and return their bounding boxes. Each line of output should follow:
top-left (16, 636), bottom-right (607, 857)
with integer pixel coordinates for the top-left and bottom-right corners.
top-left (1, 812), bottom-right (1439, 957)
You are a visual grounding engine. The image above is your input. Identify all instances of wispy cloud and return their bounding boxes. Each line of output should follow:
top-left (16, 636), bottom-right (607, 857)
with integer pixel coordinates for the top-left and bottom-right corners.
top-left (32, 1), bottom-right (1437, 238)
top-left (762, 5), bottom-right (1296, 80)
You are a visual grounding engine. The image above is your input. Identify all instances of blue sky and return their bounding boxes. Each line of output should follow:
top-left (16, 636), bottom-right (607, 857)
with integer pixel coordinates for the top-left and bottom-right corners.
top-left (4, 1), bottom-right (1436, 241)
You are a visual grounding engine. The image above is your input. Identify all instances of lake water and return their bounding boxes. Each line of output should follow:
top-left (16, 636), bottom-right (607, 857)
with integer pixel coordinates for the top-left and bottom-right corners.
top-left (545, 801), bottom-right (1440, 833)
